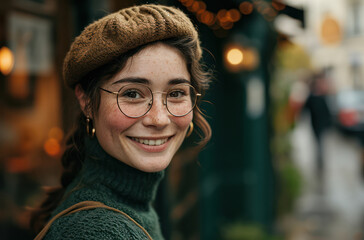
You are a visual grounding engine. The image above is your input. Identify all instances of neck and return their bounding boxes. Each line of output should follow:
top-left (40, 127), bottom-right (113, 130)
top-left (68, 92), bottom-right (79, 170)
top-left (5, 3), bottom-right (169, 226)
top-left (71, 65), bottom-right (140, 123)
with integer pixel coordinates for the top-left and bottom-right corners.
top-left (81, 137), bottom-right (164, 205)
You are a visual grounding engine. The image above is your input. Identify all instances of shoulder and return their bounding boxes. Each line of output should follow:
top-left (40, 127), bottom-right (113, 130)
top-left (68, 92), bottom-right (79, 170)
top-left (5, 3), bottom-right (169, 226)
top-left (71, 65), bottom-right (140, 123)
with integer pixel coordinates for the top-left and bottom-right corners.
top-left (44, 208), bottom-right (148, 240)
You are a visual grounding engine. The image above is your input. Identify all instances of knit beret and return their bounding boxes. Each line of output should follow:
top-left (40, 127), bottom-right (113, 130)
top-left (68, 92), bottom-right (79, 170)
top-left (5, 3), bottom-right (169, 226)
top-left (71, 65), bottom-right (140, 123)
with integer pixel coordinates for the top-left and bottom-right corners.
top-left (63, 4), bottom-right (201, 88)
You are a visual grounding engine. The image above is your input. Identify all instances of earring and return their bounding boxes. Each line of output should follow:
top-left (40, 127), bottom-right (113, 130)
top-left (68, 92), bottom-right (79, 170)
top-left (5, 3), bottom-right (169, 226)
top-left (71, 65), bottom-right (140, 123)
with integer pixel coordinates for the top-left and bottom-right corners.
top-left (186, 122), bottom-right (194, 137)
top-left (86, 116), bottom-right (95, 138)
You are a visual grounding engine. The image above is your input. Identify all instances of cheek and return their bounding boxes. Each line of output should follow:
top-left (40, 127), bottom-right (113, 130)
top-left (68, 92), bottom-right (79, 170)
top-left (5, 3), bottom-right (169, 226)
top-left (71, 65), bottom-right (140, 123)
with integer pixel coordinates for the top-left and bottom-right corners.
top-left (107, 115), bottom-right (137, 132)
top-left (96, 103), bottom-right (137, 133)
top-left (172, 113), bottom-right (193, 130)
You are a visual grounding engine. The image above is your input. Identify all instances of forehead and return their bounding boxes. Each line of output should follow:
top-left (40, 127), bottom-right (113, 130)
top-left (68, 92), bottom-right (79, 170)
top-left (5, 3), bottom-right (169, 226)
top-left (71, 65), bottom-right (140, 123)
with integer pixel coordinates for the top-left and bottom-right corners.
top-left (109, 43), bottom-right (190, 86)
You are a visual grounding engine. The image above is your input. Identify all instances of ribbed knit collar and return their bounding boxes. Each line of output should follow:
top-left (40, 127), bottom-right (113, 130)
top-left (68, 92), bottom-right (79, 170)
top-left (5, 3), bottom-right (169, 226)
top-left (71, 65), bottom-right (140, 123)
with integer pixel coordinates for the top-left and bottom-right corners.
top-left (80, 136), bottom-right (164, 206)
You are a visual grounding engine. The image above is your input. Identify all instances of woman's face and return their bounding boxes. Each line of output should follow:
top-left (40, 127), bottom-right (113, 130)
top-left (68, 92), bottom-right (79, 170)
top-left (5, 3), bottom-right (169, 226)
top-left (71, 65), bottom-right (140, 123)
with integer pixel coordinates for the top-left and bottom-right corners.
top-left (90, 43), bottom-right (192, 172)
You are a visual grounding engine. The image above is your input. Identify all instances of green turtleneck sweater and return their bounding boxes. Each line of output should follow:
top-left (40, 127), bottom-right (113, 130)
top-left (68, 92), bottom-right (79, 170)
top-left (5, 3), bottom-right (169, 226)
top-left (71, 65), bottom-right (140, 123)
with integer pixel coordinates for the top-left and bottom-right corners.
top-left (44, 137), bottom-right (165, 240)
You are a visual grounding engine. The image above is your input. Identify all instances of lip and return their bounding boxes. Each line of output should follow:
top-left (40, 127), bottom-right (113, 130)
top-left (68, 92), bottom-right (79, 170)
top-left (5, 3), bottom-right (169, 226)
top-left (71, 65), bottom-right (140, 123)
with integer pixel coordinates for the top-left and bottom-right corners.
top-left (128, 135), bottom-right (173, 153)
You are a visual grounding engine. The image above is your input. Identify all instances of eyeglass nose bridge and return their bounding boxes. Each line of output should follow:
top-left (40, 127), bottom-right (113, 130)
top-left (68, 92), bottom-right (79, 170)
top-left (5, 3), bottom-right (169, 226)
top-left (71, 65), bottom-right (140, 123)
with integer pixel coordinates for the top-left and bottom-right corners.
top-left (148, 91), bottom-right (168, 107)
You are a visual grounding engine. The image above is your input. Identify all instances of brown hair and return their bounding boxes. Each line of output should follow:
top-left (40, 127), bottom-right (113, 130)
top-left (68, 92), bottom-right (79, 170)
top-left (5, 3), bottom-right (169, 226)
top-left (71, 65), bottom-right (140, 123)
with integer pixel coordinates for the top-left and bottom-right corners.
top-left (29, 36), bottom-right (212, 233)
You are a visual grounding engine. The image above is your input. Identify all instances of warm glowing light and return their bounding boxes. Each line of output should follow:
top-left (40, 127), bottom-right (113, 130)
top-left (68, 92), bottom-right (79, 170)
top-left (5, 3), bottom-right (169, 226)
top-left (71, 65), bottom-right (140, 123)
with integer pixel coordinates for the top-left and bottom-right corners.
top-left (189, 1), bottom-right (206, 13)
top-left (263, 7), bottom-right (277, 21)
top-left (198, 1), bottom-right (206, 11)
top-left (49, 127), bottom-right (64, 141)
top-left (44, 138), bottom-right (61, 156)
top-left (272, 1), bottom-right (286, 11)
top-left (217, 9), bottom-right (228, 22)
top-left (217, 9), bottom-right (237, 29)
top-left (228, 9), bottom-right (241, 22)
top-left (0, 46), bottom-right (14, 75)
top-left (220, 21), bottom-right (234, 30)
top-left (190, 1), bottom-right (200, 12)
top-left (180, 0), bottom-right (276, 29)
top-left (239, 1), bottom-right (254, 15)
top-left (241, 48), bottom-right (259, 70)
top-left (226, 48), bottom-right (244, 65)
top-left (182, 0), bottom-right (194, 7)
top-left (224, 46), bottom-right (259, 72)
top-left (200, 11), bottom-right (216, 25)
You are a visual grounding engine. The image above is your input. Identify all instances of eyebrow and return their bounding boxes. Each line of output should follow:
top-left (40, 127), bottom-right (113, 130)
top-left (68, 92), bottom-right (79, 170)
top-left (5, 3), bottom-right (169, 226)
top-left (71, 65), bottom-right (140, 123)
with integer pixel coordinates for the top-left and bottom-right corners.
top-left (168, 78), bottom-right (191, 85)
top-left (112, 77), bottom-right (190, 85)
top-left (112, 77), bottom-right (149, 85)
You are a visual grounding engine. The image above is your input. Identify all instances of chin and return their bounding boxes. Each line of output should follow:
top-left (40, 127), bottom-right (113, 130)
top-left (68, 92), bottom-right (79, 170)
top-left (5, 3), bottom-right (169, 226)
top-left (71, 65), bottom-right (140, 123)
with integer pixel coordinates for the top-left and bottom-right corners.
top-left (133, 156), bottom-right (173, 173)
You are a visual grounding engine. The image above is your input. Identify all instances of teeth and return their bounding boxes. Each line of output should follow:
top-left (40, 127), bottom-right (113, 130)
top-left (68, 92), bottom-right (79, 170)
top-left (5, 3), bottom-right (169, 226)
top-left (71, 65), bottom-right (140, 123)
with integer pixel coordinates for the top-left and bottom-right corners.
top-left (131, 137), bottom-right (168, 146)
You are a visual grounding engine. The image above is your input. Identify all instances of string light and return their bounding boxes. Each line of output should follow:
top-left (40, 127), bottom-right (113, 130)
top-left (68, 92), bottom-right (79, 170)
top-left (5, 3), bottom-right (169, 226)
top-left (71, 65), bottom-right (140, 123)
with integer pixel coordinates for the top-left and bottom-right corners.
top-left (199, 11), bottom-right (215, 26)
top-left (240, 1), bottom-right (254, 15)
top-left (229, 9), bottom-right (241, 22)
top-left (178, 0), bottom-right (285, 33)
top-left (272, 1), bottom-right (285, 11)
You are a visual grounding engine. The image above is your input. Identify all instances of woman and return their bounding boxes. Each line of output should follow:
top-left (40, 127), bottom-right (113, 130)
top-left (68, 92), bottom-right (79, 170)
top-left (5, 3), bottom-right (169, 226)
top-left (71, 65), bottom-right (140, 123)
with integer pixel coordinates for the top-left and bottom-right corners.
top-left (30, 3), bottom-right (211, 240)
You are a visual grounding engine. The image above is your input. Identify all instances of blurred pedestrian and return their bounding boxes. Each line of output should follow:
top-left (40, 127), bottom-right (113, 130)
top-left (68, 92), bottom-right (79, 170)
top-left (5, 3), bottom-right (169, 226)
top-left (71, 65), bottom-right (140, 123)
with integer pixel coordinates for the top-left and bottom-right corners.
top-left (29, 4), bottom-right (212, 239)
top-left (304, 72), bottom-right (332, 192)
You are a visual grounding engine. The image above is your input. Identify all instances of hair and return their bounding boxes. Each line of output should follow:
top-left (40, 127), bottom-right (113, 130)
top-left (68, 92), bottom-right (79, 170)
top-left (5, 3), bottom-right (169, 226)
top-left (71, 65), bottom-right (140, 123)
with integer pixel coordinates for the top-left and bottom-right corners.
top-left (29, 36), bottom-right (212, 233)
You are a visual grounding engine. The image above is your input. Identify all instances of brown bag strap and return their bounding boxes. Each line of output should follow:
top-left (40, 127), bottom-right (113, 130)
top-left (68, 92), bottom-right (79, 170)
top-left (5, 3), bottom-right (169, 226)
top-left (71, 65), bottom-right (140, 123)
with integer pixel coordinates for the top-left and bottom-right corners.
top-left (34, 201), bottom-right (152, 240)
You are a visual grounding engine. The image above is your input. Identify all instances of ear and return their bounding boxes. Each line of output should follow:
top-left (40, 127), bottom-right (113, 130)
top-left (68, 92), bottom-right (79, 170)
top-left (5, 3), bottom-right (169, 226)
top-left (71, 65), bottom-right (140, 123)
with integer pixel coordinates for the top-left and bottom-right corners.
top-left (75, 84), bottom-right (89, 115)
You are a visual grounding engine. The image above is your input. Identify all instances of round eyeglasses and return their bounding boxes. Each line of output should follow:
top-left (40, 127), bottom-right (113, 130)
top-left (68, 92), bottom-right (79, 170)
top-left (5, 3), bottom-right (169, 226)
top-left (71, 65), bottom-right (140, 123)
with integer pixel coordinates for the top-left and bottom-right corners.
top-left (99, 83), bottom-right (201, 118)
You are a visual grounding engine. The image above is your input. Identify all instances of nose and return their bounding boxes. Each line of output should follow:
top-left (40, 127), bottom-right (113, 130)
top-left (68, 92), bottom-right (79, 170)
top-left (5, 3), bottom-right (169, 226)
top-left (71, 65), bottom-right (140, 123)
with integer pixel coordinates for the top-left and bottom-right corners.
top-left (142, 94), bottom-right (170, 128)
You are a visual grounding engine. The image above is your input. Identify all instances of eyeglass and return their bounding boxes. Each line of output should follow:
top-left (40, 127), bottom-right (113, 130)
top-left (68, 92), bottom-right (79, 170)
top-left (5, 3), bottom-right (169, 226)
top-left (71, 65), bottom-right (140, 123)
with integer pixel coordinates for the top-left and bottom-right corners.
top-left (99, 83), bottom-right (201, 118)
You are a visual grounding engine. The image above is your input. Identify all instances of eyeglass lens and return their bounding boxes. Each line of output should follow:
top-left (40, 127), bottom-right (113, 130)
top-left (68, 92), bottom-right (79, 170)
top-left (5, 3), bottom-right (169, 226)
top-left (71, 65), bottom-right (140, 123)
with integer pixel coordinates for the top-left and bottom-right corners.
top-left (116, 83), bottom-right (197, 118)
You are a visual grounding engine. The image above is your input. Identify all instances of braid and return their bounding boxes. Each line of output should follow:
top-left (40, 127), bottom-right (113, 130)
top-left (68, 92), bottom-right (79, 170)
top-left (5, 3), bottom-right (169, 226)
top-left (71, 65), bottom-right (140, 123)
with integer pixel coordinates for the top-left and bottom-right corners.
top-left (29, 114), bottom-right (86, 233)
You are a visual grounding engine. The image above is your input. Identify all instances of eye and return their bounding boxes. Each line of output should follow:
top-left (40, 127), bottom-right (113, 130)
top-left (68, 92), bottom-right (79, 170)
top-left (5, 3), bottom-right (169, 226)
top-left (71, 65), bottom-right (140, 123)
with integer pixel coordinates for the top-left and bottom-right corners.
top-left (168, 90), bottom-right (186, 98)
top-left (121, 89), bottom-right (143, 99)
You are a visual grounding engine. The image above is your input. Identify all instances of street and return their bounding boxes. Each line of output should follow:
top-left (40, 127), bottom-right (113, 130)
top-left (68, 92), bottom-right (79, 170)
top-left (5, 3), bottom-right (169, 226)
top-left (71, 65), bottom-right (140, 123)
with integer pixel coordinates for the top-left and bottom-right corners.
top-left (286, 112), bottom-right (364, 240)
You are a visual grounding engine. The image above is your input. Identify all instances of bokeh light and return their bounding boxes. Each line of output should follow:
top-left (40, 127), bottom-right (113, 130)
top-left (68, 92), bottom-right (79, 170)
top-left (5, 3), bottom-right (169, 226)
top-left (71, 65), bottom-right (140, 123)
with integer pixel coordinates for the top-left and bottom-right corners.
top-left (226, 48), bottom-right (244, 65)
top-left (49, 127), bottom-right (64, 142)
top-left (239, 1), bottom-right (254, 15)
top-left (44, 138), bottom-right (61, 156)
top-left (241, 48), bottom-right (259, 70)
top-left (228, 9), bottom-right (241, 22)
top-left (0, 46), bottom-right (14, 75)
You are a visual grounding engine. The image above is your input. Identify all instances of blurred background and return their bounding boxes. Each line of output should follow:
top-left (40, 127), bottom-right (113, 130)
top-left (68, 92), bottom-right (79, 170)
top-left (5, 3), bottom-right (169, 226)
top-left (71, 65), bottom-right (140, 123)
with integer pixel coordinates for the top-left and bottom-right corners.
top-left (1, 0), bottom-right (364, 239)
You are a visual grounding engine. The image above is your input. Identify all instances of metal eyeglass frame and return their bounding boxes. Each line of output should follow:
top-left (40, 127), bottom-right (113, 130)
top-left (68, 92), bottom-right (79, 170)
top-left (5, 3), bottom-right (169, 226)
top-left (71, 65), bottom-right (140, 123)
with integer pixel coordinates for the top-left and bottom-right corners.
top-left (99, 83), bottom-right (201, 118)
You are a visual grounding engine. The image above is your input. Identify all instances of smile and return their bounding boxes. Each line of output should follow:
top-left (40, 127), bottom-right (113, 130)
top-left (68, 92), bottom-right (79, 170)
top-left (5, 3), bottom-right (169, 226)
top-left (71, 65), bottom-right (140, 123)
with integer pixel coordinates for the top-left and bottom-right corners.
top-left (130, 137), bottom-right (169, 146)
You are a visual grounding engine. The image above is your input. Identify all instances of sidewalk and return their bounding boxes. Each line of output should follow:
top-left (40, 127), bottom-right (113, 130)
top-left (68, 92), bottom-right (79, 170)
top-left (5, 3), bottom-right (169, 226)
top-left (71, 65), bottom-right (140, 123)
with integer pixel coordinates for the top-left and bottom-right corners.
top-left (285, 113), bottom-right (364, 240)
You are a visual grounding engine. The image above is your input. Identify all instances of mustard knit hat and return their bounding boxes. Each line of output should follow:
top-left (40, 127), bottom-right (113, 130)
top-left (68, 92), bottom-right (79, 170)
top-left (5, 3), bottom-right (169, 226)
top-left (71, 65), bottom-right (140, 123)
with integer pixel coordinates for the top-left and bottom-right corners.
top-left (63, 4), bottom-right (201, 88)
